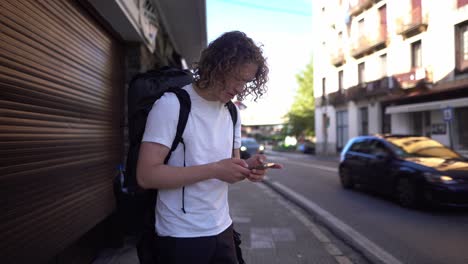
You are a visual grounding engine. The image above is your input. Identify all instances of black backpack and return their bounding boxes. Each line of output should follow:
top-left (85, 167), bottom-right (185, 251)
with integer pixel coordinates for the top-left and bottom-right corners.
top-left (115, 66), bottom-right (243, 263)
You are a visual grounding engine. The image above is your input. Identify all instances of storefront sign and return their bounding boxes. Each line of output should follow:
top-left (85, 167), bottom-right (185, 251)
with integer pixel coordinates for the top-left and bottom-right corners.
top-left (140, 0), bottom-right (158, 52)
top-left (443, 107), bottom-right (453, 121)
top-left (431, 123), bottom-right (446, 135)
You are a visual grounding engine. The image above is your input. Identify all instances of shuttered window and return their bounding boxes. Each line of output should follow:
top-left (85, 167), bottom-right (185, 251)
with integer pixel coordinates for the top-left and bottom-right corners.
top-left (0, 1), bottom-right (123, 263)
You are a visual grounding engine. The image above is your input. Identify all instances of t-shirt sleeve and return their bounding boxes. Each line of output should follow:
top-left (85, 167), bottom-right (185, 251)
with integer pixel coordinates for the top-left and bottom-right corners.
top-left (233, 104), bottom-right (241, 149)
top-left (141, 93), bottom-right (180, 148)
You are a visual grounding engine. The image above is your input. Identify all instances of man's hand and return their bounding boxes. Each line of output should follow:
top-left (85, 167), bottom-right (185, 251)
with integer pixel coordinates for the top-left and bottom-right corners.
top-left (244, 154), bottom-right (283, 182)
top-left (214, 158), bottom-right (251, 183)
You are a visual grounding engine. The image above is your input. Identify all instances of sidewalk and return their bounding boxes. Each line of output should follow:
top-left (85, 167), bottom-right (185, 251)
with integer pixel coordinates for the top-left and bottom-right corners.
top-left (93, 180), bottom-right (363, 264)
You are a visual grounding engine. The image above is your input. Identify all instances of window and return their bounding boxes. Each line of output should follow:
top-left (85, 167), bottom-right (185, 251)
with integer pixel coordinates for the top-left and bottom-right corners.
top-left (358, 62), bottom-right (365, 84)
top-left (369, 140), bottom-right (390, 156)
top-left (360, 107), bottom-right (368, 135)
top-left (349, 139), bottom-right (370, 153)
top-left (322, 77), bottom-right (326, 96)
top-left (338, 70), bottom-right (344, 92)
top-left (336, 110), bottom-right (349, 150)
top-left (358, 18), bottom-right (365, 39)
top-left (455, 107), bottom-right (468, 149)
top-left (411, 111), bottom-right (431, 136)
top-left (455, 21), bottom-right (468, 72)
top-left (411, 40), bottom-right (422, 68)
top-left (383, 113), bottom-right (391, 134)
top-left (378, 5), bottom-right (387, 39)
top-left (380, 54), bottom-right (387, 77)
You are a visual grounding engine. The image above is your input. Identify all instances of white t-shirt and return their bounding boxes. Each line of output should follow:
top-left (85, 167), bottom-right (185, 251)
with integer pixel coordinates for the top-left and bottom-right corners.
top-left (142, 84), bottom-right (241, 237)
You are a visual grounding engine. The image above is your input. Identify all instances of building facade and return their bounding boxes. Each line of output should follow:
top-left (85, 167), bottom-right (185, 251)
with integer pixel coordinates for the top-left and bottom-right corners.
top-left (0, 0), bottom-right (205, 263)
top-left (313, 0), bottom-right (468, 157)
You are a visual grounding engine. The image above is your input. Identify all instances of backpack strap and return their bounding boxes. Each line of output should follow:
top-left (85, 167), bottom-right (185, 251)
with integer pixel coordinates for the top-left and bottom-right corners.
top-left (164, 87), bottom-right (191, 164)
top-left (225, 101), bottom-right (238, 151)
top-left (226, 101), bottom-right (238, 127)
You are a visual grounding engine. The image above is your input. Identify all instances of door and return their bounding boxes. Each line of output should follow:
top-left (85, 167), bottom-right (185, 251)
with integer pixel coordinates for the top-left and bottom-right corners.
top-left (345, 138), bottom-right (372, 185)
top-left (367, 140), bottom-right (394, 194)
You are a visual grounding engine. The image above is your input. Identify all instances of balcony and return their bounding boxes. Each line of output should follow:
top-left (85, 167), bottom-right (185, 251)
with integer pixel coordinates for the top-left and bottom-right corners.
top-left (350, 27), bottom-right (388, 58)
top-left (349, 0), bottom-right (374, 17)
top-left (333, 77), bottom-right (403, 103)
top-left (331, 48), bottom-right (345, 67)
top-left (327, 90), bottom-right (347, 106)
top-left (318, 95), bottom-right (328, 107)
top-left (393, 67), bottom-right (431, 89)
top-left (345, 84), bottom-right (365, 101)
top-left (396, 7), bottom-right (428, 39)
top-left (364, 76), bottom-right (400, 98)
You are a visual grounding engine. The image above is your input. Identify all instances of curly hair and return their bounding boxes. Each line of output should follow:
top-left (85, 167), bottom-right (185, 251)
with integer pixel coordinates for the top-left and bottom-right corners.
top-left (193, 31), bottom-right (269, 101)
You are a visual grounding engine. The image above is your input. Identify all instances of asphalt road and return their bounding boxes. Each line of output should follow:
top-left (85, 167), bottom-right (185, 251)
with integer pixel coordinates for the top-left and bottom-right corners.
top-left (264, 151), bottom-right (468, 264)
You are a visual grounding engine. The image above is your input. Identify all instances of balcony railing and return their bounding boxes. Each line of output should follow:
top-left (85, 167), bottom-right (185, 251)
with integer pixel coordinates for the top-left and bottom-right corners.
top-left (349, 0), bottom-right (374, 17)
top-left (321, 69), bottom-right (433, 106)
top-left (327, 90), bottom-right (347, 106)
top-left (393, 67), bottom-right (431, 89)
top-left (325, 76), bottom-right (405, 106)
top-left (350, 26), bottom-right (388, 58)
top-left (318, 95), bottom-right (328, 107)
top-left (364, 76), bottom-right (397, 98)
top-left (331, 48), bottom-right (345, 66)
top-left (396, 7), bottom-right (428, 38)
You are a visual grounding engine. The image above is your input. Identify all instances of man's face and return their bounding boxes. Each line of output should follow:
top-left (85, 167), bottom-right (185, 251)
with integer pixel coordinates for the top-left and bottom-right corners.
top-left (216, 62), bottom-right (258, 103)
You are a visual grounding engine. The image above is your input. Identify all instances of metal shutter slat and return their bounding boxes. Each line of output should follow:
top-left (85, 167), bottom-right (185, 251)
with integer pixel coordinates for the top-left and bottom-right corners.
top-left (0, 0), bottom-right (123, 263)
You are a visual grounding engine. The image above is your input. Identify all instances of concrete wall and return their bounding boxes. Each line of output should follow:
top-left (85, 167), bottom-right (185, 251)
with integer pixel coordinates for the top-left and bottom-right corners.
top-left (391, 113), bottom-right (411, 134)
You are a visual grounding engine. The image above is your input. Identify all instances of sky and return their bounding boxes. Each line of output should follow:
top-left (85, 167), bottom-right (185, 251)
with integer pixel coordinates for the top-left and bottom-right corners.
top-left (206, 0), bottom-right (314, 126)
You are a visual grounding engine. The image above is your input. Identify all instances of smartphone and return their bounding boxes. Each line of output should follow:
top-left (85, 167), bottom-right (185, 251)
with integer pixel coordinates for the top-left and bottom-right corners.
top-left (251, 162), bottom-right (276, 170)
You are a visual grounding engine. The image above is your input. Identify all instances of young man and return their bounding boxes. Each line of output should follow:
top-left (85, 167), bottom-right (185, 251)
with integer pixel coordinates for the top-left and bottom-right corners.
top-left (137, 31), bottom-right (280, 263)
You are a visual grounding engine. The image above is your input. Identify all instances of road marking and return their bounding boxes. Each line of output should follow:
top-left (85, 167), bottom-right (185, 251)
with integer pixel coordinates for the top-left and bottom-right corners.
top-left (270, 157), bottom-right (339, 173)
top-left (268, 181), bottom-right (404, 264)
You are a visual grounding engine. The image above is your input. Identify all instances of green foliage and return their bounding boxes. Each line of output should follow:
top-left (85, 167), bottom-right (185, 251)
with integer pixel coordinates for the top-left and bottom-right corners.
top-left (285, 60), bottom-right (315, 137)
top-left (272, 144), bottom-right (296, 152)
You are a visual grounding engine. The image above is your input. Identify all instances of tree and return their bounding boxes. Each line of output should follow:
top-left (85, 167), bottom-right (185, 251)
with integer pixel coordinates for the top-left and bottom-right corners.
top-left (284, 60), bottom-right (314, 138)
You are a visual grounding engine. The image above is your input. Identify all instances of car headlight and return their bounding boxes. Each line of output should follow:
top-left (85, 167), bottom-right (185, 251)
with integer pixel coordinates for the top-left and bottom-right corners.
top-left (259, 145), bottom-right (265, 151)
top-left (423, 172), bottom-right (456, 184)
top-left (240, 146), bottom-right (247, 152)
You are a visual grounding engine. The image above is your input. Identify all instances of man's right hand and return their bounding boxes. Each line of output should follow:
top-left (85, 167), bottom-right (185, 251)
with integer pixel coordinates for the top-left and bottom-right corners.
top-left (214, 158), bottom-right (251, 183)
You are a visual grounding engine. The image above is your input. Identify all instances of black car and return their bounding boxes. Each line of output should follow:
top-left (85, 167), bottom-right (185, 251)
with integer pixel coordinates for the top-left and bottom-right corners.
top-left (297, 140), bottom-right (316, 154)
top-left (339, 135), bottom-right (468, 208)
top-left (240, 137), bottom-right (264, 159)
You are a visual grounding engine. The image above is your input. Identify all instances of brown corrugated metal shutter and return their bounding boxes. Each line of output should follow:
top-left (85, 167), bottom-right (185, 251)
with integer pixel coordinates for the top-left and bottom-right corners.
top-left (0, 1), bottom-right (123, 263)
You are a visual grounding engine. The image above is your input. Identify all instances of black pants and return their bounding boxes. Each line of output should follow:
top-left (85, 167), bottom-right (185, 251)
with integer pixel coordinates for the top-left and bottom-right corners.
top-left (155, 224), bottom-right (238, 264)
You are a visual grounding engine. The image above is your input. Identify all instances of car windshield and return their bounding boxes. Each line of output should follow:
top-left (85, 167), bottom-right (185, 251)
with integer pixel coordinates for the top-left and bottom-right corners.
top-left (242, 138), bottom-right (258, 146)
top-left (385, 136), bottom-right (462, 159)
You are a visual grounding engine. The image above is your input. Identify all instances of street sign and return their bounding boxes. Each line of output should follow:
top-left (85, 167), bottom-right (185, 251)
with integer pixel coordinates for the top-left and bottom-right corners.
top-left (443, 107), bottom-right (453, 122)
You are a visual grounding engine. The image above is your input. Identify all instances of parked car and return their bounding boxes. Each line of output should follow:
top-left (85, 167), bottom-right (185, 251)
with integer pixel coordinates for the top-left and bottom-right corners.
top-left (339, 135), bottom-right (468, 208)
top-left (297, 140), bottom-right (315, 154)
top-left (240, 137), bottom-right (264, 159)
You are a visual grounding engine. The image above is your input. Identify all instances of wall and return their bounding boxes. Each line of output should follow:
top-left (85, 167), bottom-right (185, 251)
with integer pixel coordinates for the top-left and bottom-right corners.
top-left (391, 113), bottom-right (411, 134)
top-left (369, 102), bottom-right (382, 134)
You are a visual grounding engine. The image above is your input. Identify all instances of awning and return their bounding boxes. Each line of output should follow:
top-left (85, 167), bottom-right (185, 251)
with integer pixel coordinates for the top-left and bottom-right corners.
top-left (89, 0), bottom-right (207, 66)
top-left (152, 0), bottom-right (207, 66)
top-left (385, 97), bottom-right (468, 114)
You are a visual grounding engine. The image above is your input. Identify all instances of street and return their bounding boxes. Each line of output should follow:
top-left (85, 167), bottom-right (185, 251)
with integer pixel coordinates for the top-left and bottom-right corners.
top-left (265, 151), bottom-right (468, 264)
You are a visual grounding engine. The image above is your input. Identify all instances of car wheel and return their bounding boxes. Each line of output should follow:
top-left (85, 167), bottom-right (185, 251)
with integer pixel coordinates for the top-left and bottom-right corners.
top-left (396, 178), bottom-right (418, 208)
top-left (339, 166), bottom-right (354, 189)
